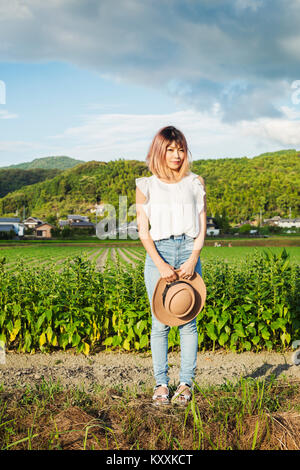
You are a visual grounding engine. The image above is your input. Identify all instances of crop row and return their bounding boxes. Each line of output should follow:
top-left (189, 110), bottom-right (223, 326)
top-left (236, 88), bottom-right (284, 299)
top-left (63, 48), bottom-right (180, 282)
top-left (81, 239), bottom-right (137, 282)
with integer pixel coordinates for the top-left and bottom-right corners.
top-left (0, 246), bottom-right (145, 273)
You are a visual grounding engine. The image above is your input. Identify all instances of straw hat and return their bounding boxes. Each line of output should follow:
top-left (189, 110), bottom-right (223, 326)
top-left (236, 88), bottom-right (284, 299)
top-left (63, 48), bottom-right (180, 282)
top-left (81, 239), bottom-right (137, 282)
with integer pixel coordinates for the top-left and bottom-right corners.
top-left (152, 269), bottom-right (206, 326)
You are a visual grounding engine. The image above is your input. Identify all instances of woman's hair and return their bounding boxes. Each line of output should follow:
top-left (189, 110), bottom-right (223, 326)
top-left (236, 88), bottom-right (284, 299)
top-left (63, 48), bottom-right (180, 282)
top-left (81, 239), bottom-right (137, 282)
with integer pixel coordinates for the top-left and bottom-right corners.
top-left (146, 126), bottom-right (192, 180)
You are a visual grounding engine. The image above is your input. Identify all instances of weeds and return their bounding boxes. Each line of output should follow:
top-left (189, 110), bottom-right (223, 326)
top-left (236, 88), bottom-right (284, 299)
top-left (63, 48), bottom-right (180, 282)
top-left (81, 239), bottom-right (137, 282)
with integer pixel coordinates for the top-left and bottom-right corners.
top-left (0, 376), bottom-right (299, 450)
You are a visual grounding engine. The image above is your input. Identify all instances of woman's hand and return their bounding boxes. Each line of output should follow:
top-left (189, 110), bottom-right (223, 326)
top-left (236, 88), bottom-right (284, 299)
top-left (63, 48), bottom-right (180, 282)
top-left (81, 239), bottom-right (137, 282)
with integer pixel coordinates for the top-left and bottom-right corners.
top-left (177, 257), bottom-right (197, 280)
top-left (157, 261), bottom-right (178, 283)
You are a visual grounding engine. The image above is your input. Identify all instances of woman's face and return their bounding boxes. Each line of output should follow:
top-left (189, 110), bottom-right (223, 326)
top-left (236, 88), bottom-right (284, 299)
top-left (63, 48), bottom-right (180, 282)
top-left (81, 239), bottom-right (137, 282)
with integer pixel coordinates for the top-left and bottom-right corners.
top-left (165, 140), bottom-right (185, 172)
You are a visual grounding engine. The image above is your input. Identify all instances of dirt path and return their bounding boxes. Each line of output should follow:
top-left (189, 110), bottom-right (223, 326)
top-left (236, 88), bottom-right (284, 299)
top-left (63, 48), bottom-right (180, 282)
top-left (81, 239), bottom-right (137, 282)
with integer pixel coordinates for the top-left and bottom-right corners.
top-left (87, 248), bottom-right (104, 262)
top-left (95, 249), bottom-right (109, 271)
top-left (122, 247), bottom-right (144, 261)
top-left (1, 350), bottom-right (299, 392)
top-left (117, 248), bottom-right (137, 266)
top-left (93, 248), bottom-right (143, 269)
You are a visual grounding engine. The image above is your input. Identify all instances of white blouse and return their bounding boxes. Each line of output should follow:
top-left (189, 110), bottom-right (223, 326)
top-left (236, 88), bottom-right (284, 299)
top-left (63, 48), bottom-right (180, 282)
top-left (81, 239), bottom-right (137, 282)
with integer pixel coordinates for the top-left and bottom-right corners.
top-left (135, 171), bottom-right (206, 241)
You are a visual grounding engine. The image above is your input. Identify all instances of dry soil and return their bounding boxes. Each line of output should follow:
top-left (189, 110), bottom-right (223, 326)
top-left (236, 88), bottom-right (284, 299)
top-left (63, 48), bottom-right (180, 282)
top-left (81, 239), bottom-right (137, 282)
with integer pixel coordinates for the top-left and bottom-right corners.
top-left (1, 349), bottom-right (300, 392)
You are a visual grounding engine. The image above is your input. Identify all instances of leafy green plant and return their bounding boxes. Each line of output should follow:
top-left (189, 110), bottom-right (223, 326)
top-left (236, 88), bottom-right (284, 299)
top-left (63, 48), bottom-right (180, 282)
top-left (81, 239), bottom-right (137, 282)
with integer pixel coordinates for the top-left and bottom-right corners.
top-left (0, 248), bottom-right (299, 354)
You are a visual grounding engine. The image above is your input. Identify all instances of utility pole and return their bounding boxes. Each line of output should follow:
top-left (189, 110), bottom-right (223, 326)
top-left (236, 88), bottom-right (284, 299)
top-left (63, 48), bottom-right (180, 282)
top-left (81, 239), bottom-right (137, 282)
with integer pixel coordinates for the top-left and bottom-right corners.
top-left (260, 209), bottom-right (262, 226)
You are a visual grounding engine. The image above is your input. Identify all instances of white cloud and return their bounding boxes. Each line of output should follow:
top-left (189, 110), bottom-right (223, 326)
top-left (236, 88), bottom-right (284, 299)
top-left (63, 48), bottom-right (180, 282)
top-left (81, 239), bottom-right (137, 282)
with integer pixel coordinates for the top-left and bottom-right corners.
top-left (0, 139), bottom-right (49, 167)
top-left (1, 107), bottom-right (299, 167)
top-left (280, 105), bottom-right (300, 120)
top-left (243, 117), bottom-right (300, 147)
top-left (280, 34), bottom-right (300, 59)
top-left (0, 109), bottom-right (18, 119)
top-left (234, 0), bottom-right (263, 11)
top-left (0, 0), bottom-right (300, 166)
top-left (0, 0), bottom-right (300, 122)
top-left (0, 0), bottom-right (33, 20)
top-left (46, 109), bottom-right (300, 162)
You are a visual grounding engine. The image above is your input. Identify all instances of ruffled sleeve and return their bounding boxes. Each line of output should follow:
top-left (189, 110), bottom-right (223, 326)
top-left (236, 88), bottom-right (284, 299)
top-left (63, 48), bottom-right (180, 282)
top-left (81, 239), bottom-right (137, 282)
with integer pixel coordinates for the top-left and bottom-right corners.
top-left (192, 174), bottom-right (206, 213)
top-left (135, 176), bottom-right (149, 202)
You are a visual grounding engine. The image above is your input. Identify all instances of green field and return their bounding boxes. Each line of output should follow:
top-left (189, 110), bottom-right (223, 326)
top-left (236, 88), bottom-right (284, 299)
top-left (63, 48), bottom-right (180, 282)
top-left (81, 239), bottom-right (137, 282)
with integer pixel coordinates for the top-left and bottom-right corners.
top-left (0, 242), bottom-right (299, 355)
top-left (202, 246), bottom-right (300, 265)
top-left (0, 245), bottom-right (104, 272)
top-left (0, 244), bottom-right (299, 271)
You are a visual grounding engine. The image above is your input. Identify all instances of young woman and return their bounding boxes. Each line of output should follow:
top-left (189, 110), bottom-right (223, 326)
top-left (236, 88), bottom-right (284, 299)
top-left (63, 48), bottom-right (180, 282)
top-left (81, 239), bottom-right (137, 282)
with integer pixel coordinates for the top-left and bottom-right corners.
top-left (135, 126), bottom-right (206, 405)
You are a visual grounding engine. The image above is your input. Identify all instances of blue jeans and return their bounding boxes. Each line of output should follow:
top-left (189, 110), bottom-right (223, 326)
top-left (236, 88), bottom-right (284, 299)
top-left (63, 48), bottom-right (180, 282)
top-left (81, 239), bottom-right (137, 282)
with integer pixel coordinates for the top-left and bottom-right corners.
top-left (144, 233), bottom-right (202, 387)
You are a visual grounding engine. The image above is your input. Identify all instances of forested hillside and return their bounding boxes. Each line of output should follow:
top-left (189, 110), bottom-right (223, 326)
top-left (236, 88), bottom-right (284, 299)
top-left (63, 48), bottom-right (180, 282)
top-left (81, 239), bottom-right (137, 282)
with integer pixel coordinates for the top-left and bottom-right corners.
top-left (1, 156), bottom-right (84, 170)
top-left (191, 149), bottom-right (299, 222)
top-left (0, 150), bottom-right (298, 224)
top-left (0, 168), bottom-right (61, 198)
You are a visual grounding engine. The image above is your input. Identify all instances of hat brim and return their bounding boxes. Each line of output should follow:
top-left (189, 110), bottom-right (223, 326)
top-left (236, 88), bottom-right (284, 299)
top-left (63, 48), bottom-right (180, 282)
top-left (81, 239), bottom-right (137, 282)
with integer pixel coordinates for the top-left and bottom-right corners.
top-left (152, 272), bottom-right (206, 326)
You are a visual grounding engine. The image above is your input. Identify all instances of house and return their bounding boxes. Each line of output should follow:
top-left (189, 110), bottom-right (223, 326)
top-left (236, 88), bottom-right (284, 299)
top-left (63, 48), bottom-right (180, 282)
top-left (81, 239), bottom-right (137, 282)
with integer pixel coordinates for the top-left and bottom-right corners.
top-left (59, 214), bottom-right (95, 229)
top-left (206, 217), bottom-right (220, 236)
top-left (263, 217), bottom-right (300, 229)
top-left (23, 217), bottom-right (44, 229)
top-left (277, 218), bottom-right (300, 229)
top-left (69, 220), bottom-right (95, 229)
top-left (263, 216), bottom-right (281, 226)
top-left (0, 217), bottom-right (24, 237)
top-left (67, 214), bottom-right (90, 224)
top-left (34, 223), bottom-right (55, 238)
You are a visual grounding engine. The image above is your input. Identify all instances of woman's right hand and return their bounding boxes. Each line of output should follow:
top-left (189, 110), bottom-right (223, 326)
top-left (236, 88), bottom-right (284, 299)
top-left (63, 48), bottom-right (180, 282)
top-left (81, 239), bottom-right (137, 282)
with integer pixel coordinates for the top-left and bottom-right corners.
top-left (157, 262), bottom-right (178, 283)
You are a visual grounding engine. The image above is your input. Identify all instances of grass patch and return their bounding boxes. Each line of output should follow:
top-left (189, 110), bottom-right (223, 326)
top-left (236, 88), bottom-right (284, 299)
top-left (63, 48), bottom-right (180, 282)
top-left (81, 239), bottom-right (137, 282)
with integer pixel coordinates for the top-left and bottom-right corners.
top-left (1, 376), bottom-right (300, 450)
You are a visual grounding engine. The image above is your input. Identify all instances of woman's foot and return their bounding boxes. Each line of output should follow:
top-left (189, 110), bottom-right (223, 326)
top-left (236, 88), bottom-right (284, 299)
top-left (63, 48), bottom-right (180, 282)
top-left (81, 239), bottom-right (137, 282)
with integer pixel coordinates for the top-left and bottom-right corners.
top-left (152, 384), bottom-right (169, 406)
top-left (171, 383), bottom-right (192, 405)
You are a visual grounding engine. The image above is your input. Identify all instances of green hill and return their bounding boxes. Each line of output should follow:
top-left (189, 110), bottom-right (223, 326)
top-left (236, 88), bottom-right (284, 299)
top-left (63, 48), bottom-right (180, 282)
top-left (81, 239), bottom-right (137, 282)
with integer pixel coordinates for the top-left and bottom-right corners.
top-left (0, 150), bottom-right (299, 224)
top-left (0, 156), bottom-right (84, 170)
top-left (0, 156), bottom-right (85, 198)
top-left (191, 149), bottom-right (300, 222)
top-left (0, 168), bottom-right (62, 198)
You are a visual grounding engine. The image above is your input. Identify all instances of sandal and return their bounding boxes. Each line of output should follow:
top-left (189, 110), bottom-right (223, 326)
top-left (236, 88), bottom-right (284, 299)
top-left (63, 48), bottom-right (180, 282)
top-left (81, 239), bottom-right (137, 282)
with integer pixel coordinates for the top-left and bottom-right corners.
top-left (171, 383), bottom-right (192, 406)
top-left (152, 384), bottom-right (169, 406)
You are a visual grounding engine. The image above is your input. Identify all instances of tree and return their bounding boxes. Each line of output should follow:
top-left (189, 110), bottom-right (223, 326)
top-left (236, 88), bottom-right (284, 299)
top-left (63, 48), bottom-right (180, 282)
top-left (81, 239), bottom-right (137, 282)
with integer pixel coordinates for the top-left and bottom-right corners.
top-left (46, 215), bottom-right (57, 226)
top-left (61, 226), bottom-right (72, 238)
top-left (214, 209), bottom-right (231, 234)
top-left (239, 224), bottom-right (252, 235)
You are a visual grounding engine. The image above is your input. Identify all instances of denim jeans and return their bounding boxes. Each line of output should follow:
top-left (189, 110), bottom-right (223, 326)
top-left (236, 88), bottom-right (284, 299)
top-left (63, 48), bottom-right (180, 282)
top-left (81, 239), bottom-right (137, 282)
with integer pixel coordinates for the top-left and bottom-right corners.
top-left (144, 233), bottom-right (202, 387)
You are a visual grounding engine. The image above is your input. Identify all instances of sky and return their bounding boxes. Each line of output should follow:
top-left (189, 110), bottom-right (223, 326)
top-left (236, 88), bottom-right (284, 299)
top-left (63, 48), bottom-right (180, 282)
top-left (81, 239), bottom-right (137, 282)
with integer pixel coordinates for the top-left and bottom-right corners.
top-left (1, 0), bottom-right (300, 167)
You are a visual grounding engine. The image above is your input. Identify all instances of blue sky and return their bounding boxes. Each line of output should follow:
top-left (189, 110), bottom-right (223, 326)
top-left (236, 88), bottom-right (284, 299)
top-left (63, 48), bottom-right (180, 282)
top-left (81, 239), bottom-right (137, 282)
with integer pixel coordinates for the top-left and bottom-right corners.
top-left (1, 0), bottom-right (300, 167)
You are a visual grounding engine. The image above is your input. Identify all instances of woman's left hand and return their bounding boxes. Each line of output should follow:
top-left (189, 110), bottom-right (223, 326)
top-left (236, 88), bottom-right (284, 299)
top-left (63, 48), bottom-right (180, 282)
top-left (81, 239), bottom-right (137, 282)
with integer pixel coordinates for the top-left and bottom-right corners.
top-left (177, 258), bottom-right (197, 280)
